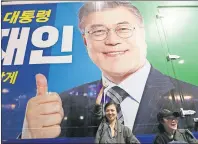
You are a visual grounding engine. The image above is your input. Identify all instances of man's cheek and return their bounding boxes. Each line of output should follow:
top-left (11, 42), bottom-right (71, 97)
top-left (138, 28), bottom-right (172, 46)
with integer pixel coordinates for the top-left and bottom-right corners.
top-left (88, 51), bottom-right (102, 64)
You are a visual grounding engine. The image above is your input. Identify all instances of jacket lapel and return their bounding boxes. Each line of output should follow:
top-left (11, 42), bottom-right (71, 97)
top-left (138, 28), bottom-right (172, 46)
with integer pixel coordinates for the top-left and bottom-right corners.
top-left (132, 66), bottom-right (176, 134)
top-left (117, 120), bottom-right (123, 143)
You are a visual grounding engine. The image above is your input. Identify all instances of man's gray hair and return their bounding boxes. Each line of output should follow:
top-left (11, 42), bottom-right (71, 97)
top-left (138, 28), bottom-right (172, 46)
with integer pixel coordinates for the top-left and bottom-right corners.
top-left (78, 1), bottom-right (144, 32)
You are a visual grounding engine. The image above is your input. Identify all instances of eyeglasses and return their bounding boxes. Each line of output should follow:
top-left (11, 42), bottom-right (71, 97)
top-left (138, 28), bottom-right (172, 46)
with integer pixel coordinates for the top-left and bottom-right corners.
top-left (165, 116), bottom-right (179, 121)
top-left (84, 24), bottom-right (135, 41)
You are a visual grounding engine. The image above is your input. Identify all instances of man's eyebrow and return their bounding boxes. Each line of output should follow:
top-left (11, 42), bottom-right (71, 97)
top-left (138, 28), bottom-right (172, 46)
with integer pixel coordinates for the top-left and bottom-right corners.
top-left (88, 21), bottom-right (130, 29)
top-left (117, 21), bottom-right (130, 25)
top-left (89, 24), bottom-right (105, 28)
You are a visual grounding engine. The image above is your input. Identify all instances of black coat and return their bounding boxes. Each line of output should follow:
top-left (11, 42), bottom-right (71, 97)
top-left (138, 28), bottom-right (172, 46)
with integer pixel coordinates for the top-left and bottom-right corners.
top-left (153, 129), bottom-right (198, 144)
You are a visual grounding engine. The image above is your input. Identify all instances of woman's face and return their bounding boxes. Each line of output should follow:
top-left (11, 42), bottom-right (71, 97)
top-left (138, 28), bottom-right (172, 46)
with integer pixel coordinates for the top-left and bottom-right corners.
top-left (162, 116), bottom-right (178, 132)
top-left (105, 104), bottom-right (117, 122)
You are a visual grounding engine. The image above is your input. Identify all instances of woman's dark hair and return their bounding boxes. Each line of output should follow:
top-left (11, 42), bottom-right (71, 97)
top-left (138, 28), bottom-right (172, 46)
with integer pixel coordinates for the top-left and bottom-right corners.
top-left (158, 123), bottom-right (166, 133)
top-left (104, 101), bottom-right (119, 112)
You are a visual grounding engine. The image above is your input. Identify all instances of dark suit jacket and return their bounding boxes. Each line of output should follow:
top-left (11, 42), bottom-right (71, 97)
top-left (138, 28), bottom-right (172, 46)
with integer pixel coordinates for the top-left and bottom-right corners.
top-left (59, 66), bottom-right (198, 137)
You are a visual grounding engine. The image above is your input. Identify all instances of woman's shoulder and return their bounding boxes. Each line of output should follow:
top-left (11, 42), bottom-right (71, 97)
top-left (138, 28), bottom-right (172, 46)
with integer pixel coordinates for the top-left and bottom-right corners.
top-left (121, 124), bottom-right (132, 135)
top-left (119, 123), bottom-right (130, 131)
top-left (177, 129), bottom-right (196, 138)
top-left (177, 129), bottom-right (194, 136)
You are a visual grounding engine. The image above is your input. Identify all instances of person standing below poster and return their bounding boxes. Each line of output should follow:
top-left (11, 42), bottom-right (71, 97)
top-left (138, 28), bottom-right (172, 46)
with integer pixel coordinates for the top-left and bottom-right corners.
top-left (95, 101), bottom-right (140, 143)
top-left (153, 109), bottom-right (198, 144)
top-left (21, 1), bottom-right (198, 139)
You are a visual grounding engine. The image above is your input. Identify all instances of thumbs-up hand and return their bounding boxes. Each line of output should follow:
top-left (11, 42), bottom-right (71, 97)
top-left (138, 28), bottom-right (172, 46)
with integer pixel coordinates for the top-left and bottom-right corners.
top-left (36, 73), bottom-right (48, 96)
top-left (21, 74), bottom-right (64, 139)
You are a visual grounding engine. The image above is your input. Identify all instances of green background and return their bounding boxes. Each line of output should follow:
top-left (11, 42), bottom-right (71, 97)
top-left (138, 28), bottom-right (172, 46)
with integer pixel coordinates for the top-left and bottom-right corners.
top-left (132, 1), bottom-right (198, 86)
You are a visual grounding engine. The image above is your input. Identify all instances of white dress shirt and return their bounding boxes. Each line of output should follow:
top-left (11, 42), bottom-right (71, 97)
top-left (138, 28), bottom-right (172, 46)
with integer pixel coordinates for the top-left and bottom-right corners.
top-left (102, 61), bottom-right (151, 131)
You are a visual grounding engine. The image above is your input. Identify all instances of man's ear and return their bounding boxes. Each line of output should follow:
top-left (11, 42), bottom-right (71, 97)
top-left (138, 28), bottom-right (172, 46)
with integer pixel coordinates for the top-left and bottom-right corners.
top-left (82, 34), bottom-right (87, 46)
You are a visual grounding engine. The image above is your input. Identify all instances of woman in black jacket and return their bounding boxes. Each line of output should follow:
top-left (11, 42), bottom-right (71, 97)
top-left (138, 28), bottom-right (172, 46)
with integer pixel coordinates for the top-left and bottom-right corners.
top-left (153, 109), bottom-right (198, 144)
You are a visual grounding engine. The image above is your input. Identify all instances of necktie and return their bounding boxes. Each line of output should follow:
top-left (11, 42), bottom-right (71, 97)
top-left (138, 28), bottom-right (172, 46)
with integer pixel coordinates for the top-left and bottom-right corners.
top-left (105, 86), bottom-right (129, 124)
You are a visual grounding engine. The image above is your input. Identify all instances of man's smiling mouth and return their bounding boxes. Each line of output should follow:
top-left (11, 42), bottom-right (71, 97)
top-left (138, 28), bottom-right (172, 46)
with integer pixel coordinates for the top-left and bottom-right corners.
top-left (103, 50), bottom-right (128, 57)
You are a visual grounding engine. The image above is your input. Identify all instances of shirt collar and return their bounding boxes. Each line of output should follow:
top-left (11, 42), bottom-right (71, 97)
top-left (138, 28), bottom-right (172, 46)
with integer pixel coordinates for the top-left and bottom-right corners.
top-left (102, 60), bottom-right (151, 103)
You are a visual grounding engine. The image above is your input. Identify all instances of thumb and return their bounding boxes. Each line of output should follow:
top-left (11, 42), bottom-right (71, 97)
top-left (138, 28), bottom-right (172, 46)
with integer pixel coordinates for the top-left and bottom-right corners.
top-left (35, 73), bottom-right (48, 96)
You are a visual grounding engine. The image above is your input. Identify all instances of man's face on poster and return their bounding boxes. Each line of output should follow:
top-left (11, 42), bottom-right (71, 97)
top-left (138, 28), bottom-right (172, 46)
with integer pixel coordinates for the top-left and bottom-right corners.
top-left (82, 7), bottom-right (147, 77)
